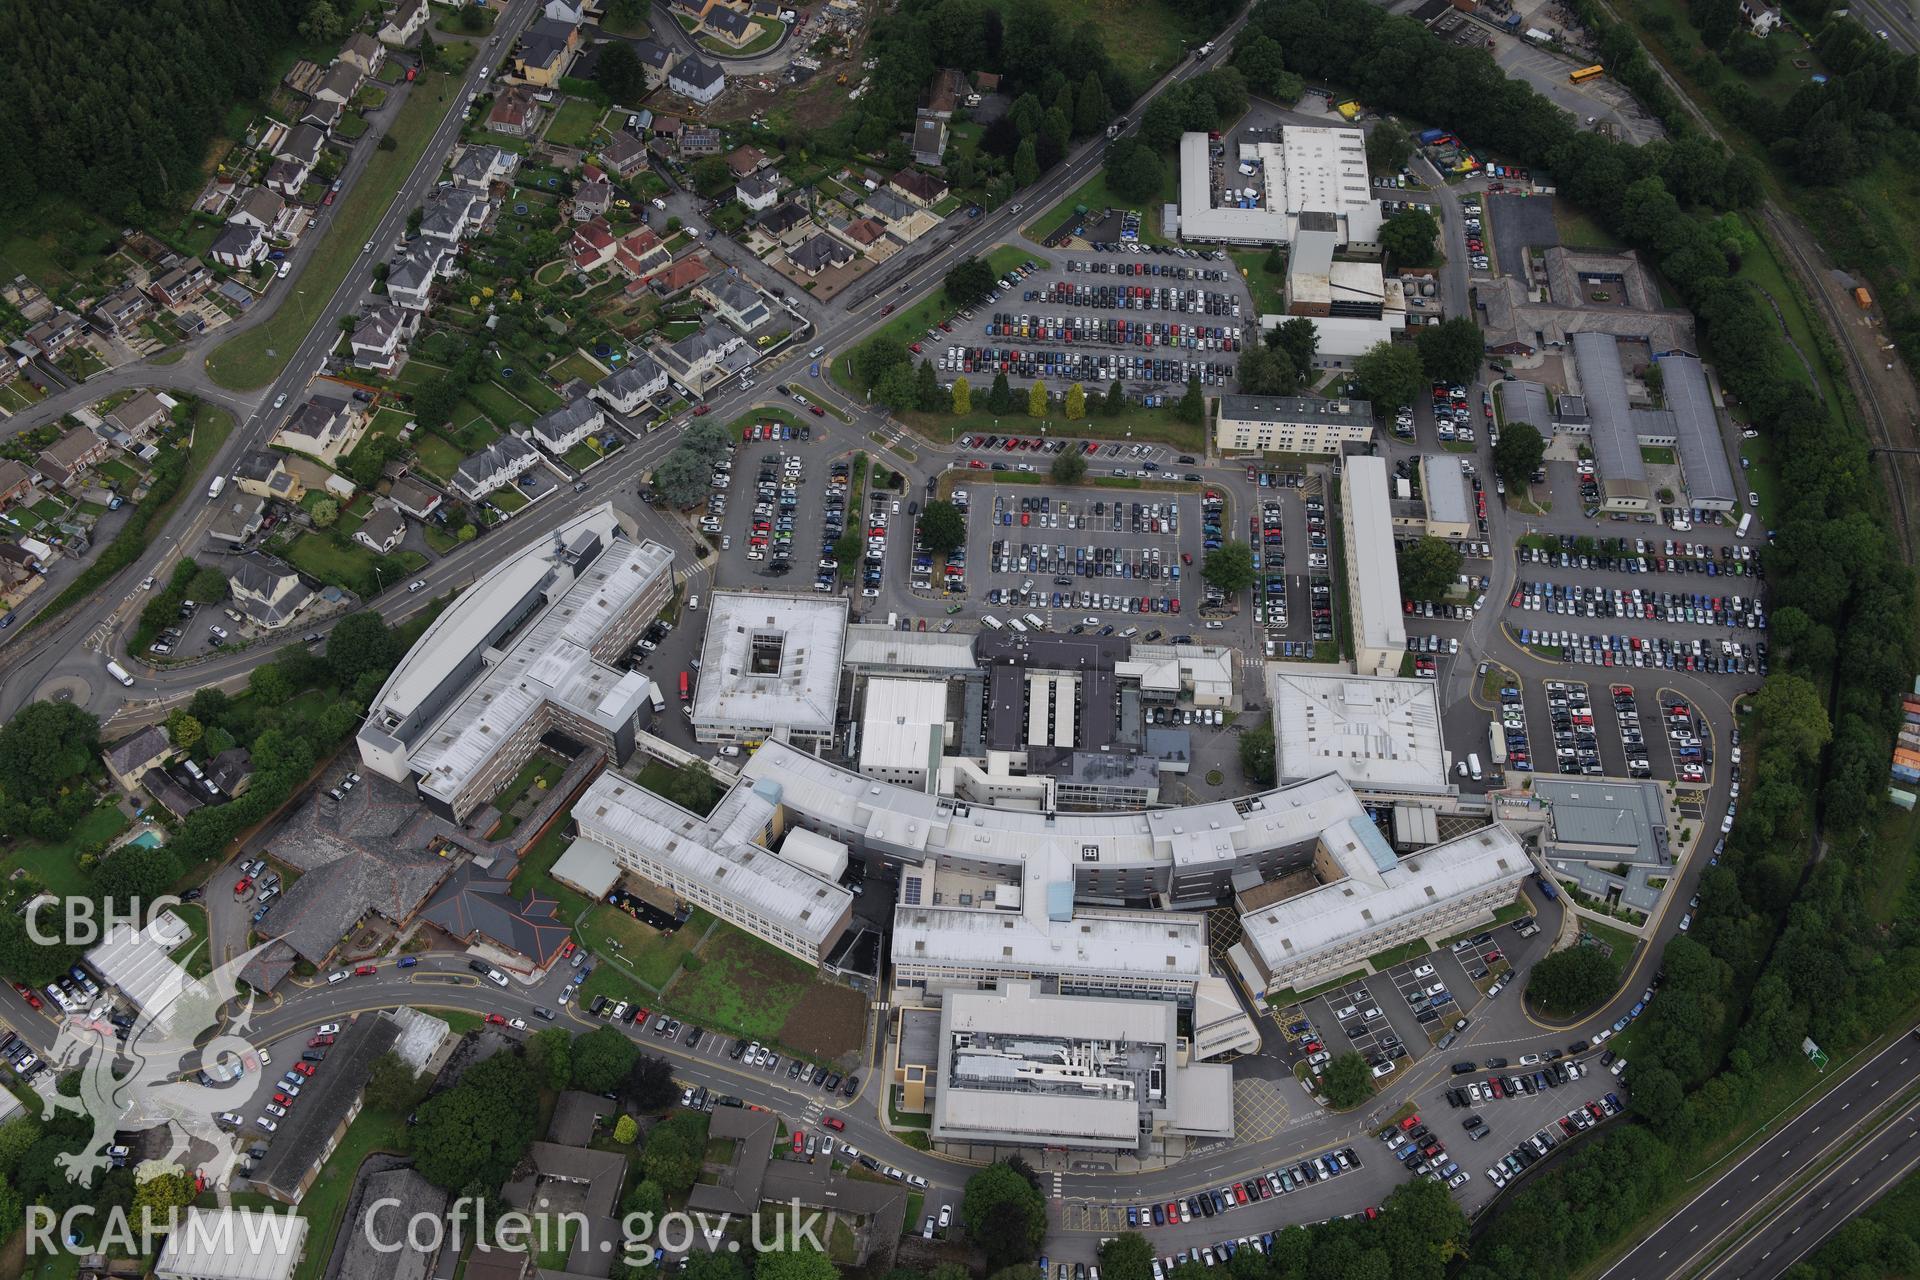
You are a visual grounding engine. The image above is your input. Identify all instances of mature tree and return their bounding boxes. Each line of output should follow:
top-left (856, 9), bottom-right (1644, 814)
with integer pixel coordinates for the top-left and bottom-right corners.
top-left (1270, 316), bottom-right (1319, 372)
top-left (988, 371), bottom-right (1012, 413)
top-left (412, 1053), bottom-right (539, 1196)
top-left (755, 1245), bottom-right (837, 1280)
top-left (654, 449), bottom-right (712, 508)
top-left (916, 359), bottom-right (942, 412)
top-left (309, 497), bottom-right (339, 528)
top-left (572, 1026), bottom-right (640, 1093)
top-left (681, 420), bottom-right (734, 463)
top-left (1100, 1233), bottom-right (1155, 1280)
top-left (1416, 317), bottom-right (1486, 385)
top-left (1203, 541), bottom-right (1256, 595)
top-left (1397, 536), bottom-right (1462, 602)
top-left (944, 257), bottom-right (996, 306)
top-left (612, 1114), bottom-right (639, 1144)
top-left (1379, 208), bottom-right (1439, 267)
top-left (1492, 421), bottom-right (1546, 492)
top-left (919, 501), bottom-right (967, 555)
top-left (0, 701), bottom-right (99, 807)
top-left (1028, 380), bottom-right (1049, 418)
top-left (299, 0), bottom-right (342, 41)
top-left (689, 155), bottom-right (733, 196)
top-left (187, 564), bottom-right (230, 603)
top-left (1751, 673), bottom-right (1832, 771)
top-left (1527, 944), bottom-right (1622, 1016)
top-left (1064, 382), bottom-right (1086, 420)
top-left (132, 1168), bottom-right (195, 1229)
top-left (871, 362), bottom-right (919, 414)
top-left (1074, 71), bottom-right (1111, 137)
top-left (596, 41), bottom-right (647, 103)
top-left (1050, 451), bottom-right (1087, 485)
top-left (325, 611), bottom-right (402, 686)
top-left (1238, 345), bottom-right (1299, 397)
top-left (1353, 340), bottom-right (1424, 412)
top-left (1239, 723), bottom-right (1277, 786)
top-left (624, 1178), bottom-right (665, 1220)
top-left (640, 1111), bottom-right (710, 1197)
top-left (1106, 140), bottom-right (1166, 203)
top-left (1104, 380), bottom-right (1126, 416)
top-left (365, 1051), bottom-right (432, 1114)
top-left (952, 377), bottom-right (971, 415)
top-left (1320, 1052), bottom-right (1374, 1108)
top-left (164, 710), bottom-right (204, 753)
top-left (527, 1027), bottom-right (574, 1091)
top-left (622, 1054), bottom-right (680, 1112)
top-left (1366, 118), bottom-right (1414, 173)
top-left (605, 0), bottom-right (646, 26)
top-left (963, 1161), bottom-right (1047, 1268)
top-left (1013, 138), bottom-right (1039, 188)
top-left (1176, 375), bottom-right (1206, 425)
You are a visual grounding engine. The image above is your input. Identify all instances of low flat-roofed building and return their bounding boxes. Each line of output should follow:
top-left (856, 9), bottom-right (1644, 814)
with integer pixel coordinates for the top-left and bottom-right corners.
top-left (858, 676), bottom-right (949, 792)
top-left (154, 1207), bottom-right (308, 1280)
top-left (841, 624), bottom-right (979, 678)
top-left (1177, 128), bottom-right (1382, 246)
top-left (932, 981), bottom-right (1233, 1154)
top-left (691, 591), bottom-right (848, 746)
top-left (85, 910), bottom-right (194, 1027)
top-left (1656, 351), bottom-right (1738, 512)
top-left (1215, 394), bottom-right (1373, 455)
top-left (356, 505), bottom-right (674, 820)
top-left (1340, 455), bottom-right (1406, 676)
top-left (251, 1014), bottom-right (399, 1202)
top-left (1523, 777), bottom-right (1670, 914)
top-left (1570, 332), bottom-right (1652, 512)
top-left (1420, 454), bottom-right (1473, 538)
top-left (1267, 668), bottom-right (1450, 795)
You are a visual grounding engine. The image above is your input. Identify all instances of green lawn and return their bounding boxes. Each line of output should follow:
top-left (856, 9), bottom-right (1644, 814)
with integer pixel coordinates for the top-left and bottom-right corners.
top-left (369, 405), bottom-right (412, 438)
top-left (902, 398), bottom-right (1204, 451)
top-left (1365, 938), bottom-right (1432, 971)
top-left (551, 351), bottom-right (609, 385)
top-left (488, 484), bottom-right (530, 512)
top-left (563, 441), bottom-right (602, 469)
top-left (286, 534), bottom-right (422, 593)
top-left (979, 0), bottom-right (1202, 84)
top-left (1229, 250), bottom-right (1286, 317)
top-left (169, 902), bottom-right (212, 978)
top-left (206, 67), bottom-right (458, 389)
top-left (465, 378), bottom-right (538, 428)
top-left (586, 904), bottom-right (712, 989)
top-left (520, 824), bottom-right (594, 921)
top-left (663, 925), bottom-right (819, 1042)
top-left (545, 97), bottom-right (606, 149)
top-left (1574, 916), bottom-right (1641, 963)
top-left (1024, 165), bottom-right (1178, 246)
top-left (411, 432), bottom-right (466, 482)
top-left (1551, 198), bottom-right (1617, 250)
top-left (4, 805), bottom-right (130, 897)
top-left (698, 19), bottom-right (783, 56)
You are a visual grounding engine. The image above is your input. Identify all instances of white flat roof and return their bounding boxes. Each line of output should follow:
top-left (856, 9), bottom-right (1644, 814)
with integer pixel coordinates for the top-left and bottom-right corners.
top-left (1268, 668), bottom-right (1450, 792)
top-left (693, 591), bottom-right (848, 735)
top-left (859, 677), bottom-right (948, 774)
top-left (1424, 455), bottom-right (1473, 526)
top-left (1343, 455), bottom-right (1407, 660)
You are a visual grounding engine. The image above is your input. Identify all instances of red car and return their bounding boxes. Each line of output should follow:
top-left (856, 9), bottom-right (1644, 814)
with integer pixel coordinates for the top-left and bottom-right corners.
top-left (792, 1131), bottom-right (806, 1153)
top-left (1400, 1113), bottom-right (1421, 1130)
top-left (234, 876), bottom-right (252, 895)
top-left (880, 304), bottom-right (894, 315)
top-left (354, 964), bottom-right (377, 976)
top-left (1303, 1040), bottom-right (1323, 1053)
top-left (823, 1116), bottom-right (846, 1131)
top-left (692, 404), bottom-right (711, 416)
top-left (909, 342), bottom-right (922, 353)
top-left (293, 1062), bottom-right (316, 1077)
top-left (405, 65), bottom-right (417, 81)
top-left (485, 1014), bottom-right (507, 1026)
top-left (809, 405), bottom-right (823, 417)
top-left (308, 1034), bottom-right (336, 1048)
top-left (273, 1092), bottom-right (294, 1107)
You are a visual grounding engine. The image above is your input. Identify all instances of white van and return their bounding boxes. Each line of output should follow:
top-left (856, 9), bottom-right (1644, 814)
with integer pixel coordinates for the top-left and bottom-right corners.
top-left (1022, 612), bottom-right (1045, 631)
top-left (1736, 512), bottom-right (1752, 539)
top-left (1007, 617), bottom-right (1029, 634)
top-left (1467, 753), bottom-right (1484, 781)
top-left (105, 660), bottom-right (134, 687)
top-left (981, 615), bottom-right (1003, 630)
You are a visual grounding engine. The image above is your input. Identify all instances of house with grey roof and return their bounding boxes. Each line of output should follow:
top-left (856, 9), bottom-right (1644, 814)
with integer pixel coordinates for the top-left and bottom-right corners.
top-left (389, 474), bottom-right (443, 520)
top-left (787, 232), bottom-right (854, 276)
top-left (209, 748), bottom-right (254, 797)
top-left (142, 768), bottom-right (203, 819)
top-left (861, 187), bottom-right (916, 224)
top-left (500, 1143), bottom-right (625, 1273)
top-left (210, 222), bottom-right (267, 270)
top-left (420, 188), bottom-right (485, 243)
top-left (669, 55), bottom-right (725, 105)
top-left (601, 131), bottom-right (649, 178)
top-left (912, 112), bottom-right (948, 167)
top-left (353, 503), bottom-right (409, 555)
top-left (265, 155), bottom-right (311, 197)
top-left (340, 32), bottom-right (385, 76)
top-left (529, 397), bottom-right (605, 455)
top-left (351, 304), bottom-right (418, 375)
top-left (385, 242), bottom-right (452, 309)
top-left (416, 857), bottom-right (573, 970)
top-left (452, 434), bottom-right (542, 501)
top-left (379, 0), bottom-right (427, 45)
top-left (736, 171), bottom-right (779, 212)
top-left (313, 60), bottom-right (363, 107)
top-left (593, 353), bottom-right (668, 415)
top-left (452, 144), bottom-right (518, 192)
top-left (656, 324), bottom-right (746, 392)
top-left (228, 553), bottom-right (314, 629)
top-left (633, 39), bottom-right (676, 87)
top-left (695, 276), bottom-right (771, 333)
top-left (230, 187), bottom-right (287, 233)
top-left (275, 124), bottom-right (326, 169)
top-left (302, 97), bottom-right (345, 131)
top-left (105, 725), bottom-right (176, 794)
top-left (688, 1105), bottom-right (777, 1215)
top-left (209, 494), bottom-right (266, 546)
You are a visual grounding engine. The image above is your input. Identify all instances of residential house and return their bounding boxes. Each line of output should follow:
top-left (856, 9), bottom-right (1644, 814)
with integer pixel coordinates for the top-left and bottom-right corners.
top-left (614, 227), bottom-right (672, 281)
top-left (420, 188), bottom-right (486, 242)
top-left (568, 218), bottom-right (619, 273)
top-left (656, 324), bottom-right (744, 392)
top-left (389, 475), bottom-right (443, 521)
top-left (515, 16), bottom-right (581, 85)
top-left (229, 187), bottom-right (287, 233)
top-left (572, 173), bottom-right (613, 222)
top-left (105, 391), bottom-right (171, 439)
top-left (276, 395), bottom-right (369, 464)
top-left (787, 231), bottom-right (854, 276)
top-left (678, 125), bottom-right (724, 156)
top-left (888, 168), bottom-right (948, 208)
top-left (209, 493), bottom-right (267, 546)
top-left (703, 6), bottom-right (754, 45)
top-left (313, 61), bottom-right (363, 107)
top-left (228, 553), bottom-right (314, 629)
top-left (351, 304), bottom-right (418, 375)
top-left (648, 253), bottom-right (712, 297)
top-left (756, 201), bottom-right (808, 239)
top-left (353, 503), bottom-right (409, 554)
top-left (452, 434), bottom-right (542, 501)
top-left (544, 0), bottom-right (587, 20)
top-left (593, 352), bottom-right (668, 415)
top-left (487, 86), bottom-right (541, 137)
top-left (650, 115), bottom-right (682, 142)
top-left (233, 449), bottom-right (304, 503)
top-left (1740, 0), bottom-right (1781, 33)
top-left (912, 111), bottom-right (948, 167)
top-left (209, 748), bottom-right (255, 797)
top-left (379, 0), bottom-right (428, 45)
top-left (735, 172), bottom-right (779, 212)
top-left (24, 310), bottom-right (83, 358)
top-left (91, 286), bottom-right (153, 337)
top-left (302, 98), bottom-right (345, 132)
top-left (149, 259), bottom-right (213, 308)
top-left (832, 216), bottom-right (889, 254)
top-left (860, 186), bottom-right (917, 226)
top-left (633, 39), bottom-right (676, 88)
top-left (725, 145), bottom-right (767, 177)
top-left (142, 768), bottom-right (203, 820)
top-left (528, 397), bottom-right (605, 455)
top-left (600, 131), bottom-right (649, 178)
top-left (452, 145), bottom-right (519, 192)
top-left (276, 125), bottom-right (327, 169)
top-left (0, 460), bottom-right (33, 510)
top-left (925, 67), bottom-right (967, 118)
top-left (264, 157), bottom-right (311, 198)
top-left (104, 725), bottom-right (176, 794)
top-left (668, 56), bottom-right (725, 106)
top-left (386, 242), bottom-right (452, 309)
top-left (36, 426), bottom-right (108, 487)
top-left (695, 276), bottom-right (770, 333)
top-left (339, 32), bottom-right (385, 76)
top-left (0, 545), bottom-right (37, 594)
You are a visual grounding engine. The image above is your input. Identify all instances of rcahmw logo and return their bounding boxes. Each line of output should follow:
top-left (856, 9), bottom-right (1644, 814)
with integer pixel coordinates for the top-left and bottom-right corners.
top-left (26, 1202), bottom-right (307, 1259)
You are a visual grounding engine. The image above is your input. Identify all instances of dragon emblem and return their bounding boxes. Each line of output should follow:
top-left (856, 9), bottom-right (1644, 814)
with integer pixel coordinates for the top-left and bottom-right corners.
top-left (45, 935), bottom-right (275, 1190)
